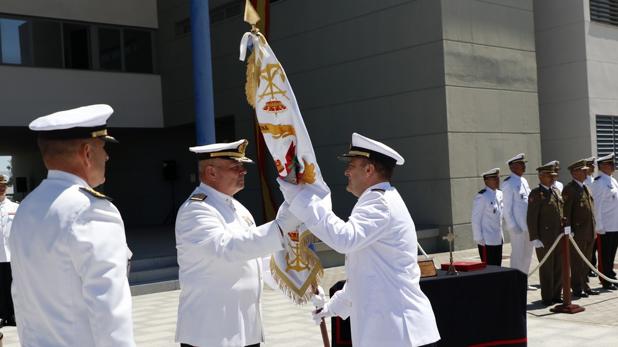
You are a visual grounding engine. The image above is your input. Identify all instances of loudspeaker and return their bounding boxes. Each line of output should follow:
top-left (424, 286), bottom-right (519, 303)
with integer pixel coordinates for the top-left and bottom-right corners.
top-left (162, 160), bottom-right (177, 181)
top-left (15, 177), bottom-right (27, 193)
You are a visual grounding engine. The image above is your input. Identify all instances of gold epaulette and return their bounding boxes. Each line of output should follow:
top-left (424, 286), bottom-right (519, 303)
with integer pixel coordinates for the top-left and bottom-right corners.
top-left (79, 187), bottom-right (113, 201)
top-left (190, 193), bottom-right (207, 201)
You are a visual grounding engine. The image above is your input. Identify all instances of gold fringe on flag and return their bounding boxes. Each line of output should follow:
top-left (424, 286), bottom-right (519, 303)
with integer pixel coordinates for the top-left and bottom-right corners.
top-left (270, 230), bottom-right (324, 304)
top-left (245, 49), bottom-right (261, 109)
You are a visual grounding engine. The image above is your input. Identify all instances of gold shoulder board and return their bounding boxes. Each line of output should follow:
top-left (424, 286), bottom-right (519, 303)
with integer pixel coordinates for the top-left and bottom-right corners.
top-left (190, 193), bottom-right (207, 201)
top-left (79, 187), bottom-right (112, 201)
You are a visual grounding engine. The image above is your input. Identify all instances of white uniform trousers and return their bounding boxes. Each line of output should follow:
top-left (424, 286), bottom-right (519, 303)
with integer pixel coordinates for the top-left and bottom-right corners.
top-left (509, 228), bottom-right (534, 274)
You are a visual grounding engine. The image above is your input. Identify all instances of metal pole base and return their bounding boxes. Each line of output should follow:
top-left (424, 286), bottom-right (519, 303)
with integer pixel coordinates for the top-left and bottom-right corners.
top-left (550, 303), bottom-right (585, 314)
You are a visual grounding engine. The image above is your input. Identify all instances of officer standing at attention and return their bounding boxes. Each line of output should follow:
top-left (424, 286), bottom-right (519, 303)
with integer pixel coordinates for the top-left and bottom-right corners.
top-left (590, 153), bottom-right (618, 290)
top-left (0, 175), bottom-right (18, 327)
top-left (562, 160), bottom-right (599, 297)
top-left (175, 140), bottom-right (292, 347)
top-left (9, 105), bottom-right (135, 346)
top-left (281, 133), bottom-right (441, 347)
top-left (502, 154), bottom-right (535, 286)
top-left (471, 168), bottom-right (504, 266)
top-left (528, 163), bottom-right (565, 306)
top-left (545, 160), bottom-right (564, 193)
top-left (584, 156), bottom-right (598, 277)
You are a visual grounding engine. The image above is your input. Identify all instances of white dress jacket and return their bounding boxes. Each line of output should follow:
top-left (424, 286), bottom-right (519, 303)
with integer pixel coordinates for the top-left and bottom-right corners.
top-left (175, 183), bottom-right (283, 347)
top-left (9, 170), bottom-right (134, 347)
top-left (0, 198), bottom-right (19, 262)
top-left (289, 182), bottom-right (440, 347)
top-left (471, 188), bottom-right (504, 246)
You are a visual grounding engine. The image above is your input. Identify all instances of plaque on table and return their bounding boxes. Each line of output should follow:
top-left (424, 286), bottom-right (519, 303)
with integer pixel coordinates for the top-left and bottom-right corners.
top-left (419, 257), bottom-right (438, 277)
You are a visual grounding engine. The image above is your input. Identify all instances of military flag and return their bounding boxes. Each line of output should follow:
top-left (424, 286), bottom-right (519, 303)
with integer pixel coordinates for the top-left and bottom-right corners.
top-left (239, 2), bottom-right (329, 304)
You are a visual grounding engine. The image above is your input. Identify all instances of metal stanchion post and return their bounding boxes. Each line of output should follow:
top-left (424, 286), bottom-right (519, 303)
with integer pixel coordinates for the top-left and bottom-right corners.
top-left (551, 231), bottom-right (584, 314)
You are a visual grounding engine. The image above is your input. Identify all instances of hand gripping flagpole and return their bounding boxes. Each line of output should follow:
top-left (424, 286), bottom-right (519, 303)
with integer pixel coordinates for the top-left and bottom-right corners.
top-left (242, 2), bottom-right (330, 346)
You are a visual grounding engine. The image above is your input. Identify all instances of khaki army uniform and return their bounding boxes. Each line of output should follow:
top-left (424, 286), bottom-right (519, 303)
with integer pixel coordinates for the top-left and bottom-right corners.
top-left (527, 185), bottom-right (564, 304)
top-left (562, 180), bottom-right (595, 293)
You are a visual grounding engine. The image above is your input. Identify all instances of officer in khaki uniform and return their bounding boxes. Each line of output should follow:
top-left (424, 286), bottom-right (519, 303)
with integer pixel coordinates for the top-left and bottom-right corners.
top-left (562, 160), bottom-right (599, 297)
top-left (527, 163), bottom-right (564, 305)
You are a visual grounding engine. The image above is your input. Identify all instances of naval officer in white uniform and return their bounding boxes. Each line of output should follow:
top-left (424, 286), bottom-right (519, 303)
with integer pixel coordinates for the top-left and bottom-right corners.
top-left (502, 153), bottom-right (535, 284)
top-left (175, 140), bottom-right (291, 347)
top-left (471, 168), bottom-right (504, 266)
top-left (280, 133), bottom-right (440, 347)
top-left (9, 105), bottom-right (135, 346)
top-left (0, 175), bottom-right (19, 327)
top-left (590, 153), bottom-right (618, 290)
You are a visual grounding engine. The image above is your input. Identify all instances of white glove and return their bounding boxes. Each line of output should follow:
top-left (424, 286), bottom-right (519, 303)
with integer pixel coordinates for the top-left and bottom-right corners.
top-left (312, 303), bottom-right (333, 325)
top-left (311, 286), bottom-right (327, 309)
top-left (275, 202), bottom-right (301, 232)
top-left (596, 229), bottom-right (606, 235)
top-left (277, 178), bottom-right (302, 203)
top-left (475, 239), bottom-right (485, 246)
top-left (532, 239), bottom-right (544, 248)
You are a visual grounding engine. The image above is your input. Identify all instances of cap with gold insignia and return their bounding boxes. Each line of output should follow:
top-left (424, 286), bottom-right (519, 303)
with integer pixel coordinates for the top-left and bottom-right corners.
top-left (585, 156), bottom-right (596, 167)
top-left (537, 164), bottom-right (558, 176)
top-left (189, 139), bottom-right (254, 163)
top-left (597, 153), bottom-right (615, 165)
top-left (568, 159), bottom-right (588, 171)
top-left (29, 104), bottom-right (117, 143)
top-left (339, 133), bottom-right (404, 167)
top-left (482, 168), bottom-right (500, 179)
top-left (544, 160), bottom-right (560, 171)
top-left (0, 175), bottom-right (7, 185)
top-left (507, 153), bottom-right (526, 166)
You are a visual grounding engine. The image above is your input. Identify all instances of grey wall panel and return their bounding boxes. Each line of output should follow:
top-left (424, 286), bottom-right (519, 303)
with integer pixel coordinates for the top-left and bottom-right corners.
top-left (442, 0), bottom-right (534, 51)
top-left (444, 40), bottom-right (538, 92)
top-left (533, 0), bottom-right (586, 32)
top-left (0, 0), bottom-right (158, 28)
top-left (300, 88), bottom-right (448, 145)
top-left (0, 66), bottom-right (163, 127)
top-left (535, 22), bottom-right (587, 68)
top-left (394, 179), bottom-right (453, 228)
top-left (448, 132), bottom-right (542, 179)
top-left (269, 0), bottom-right (440, 42)
top-left (536, 61), bottom-right (589, 104)
top-left (446, 87), bottom-right (539, 133)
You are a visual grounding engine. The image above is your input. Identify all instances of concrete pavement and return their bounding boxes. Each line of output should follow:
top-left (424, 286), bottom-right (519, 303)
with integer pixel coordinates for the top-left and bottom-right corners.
top-left (2, 243), bottom-right (618, 346)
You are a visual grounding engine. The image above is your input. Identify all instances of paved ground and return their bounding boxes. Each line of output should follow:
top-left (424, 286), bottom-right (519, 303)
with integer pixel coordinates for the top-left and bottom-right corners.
top-left (2, 243), bottom-right (618, 346)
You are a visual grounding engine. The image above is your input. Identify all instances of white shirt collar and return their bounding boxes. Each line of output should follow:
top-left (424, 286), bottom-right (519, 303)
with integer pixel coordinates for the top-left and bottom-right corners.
top-left (47, 170), bottom-right (90, 188)
top-left (361, 181), bottom-right (391, 197)
top-left (199, 182), bottom-right (235, 207)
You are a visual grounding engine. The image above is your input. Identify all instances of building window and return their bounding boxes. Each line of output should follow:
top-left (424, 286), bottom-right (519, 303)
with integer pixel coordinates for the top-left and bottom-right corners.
top-left (0, 18), bottom-right (30, 65)
top-left (98, 28), bottom-right (122, 71)
top-left (63, 23), bottom-right (91, 69)
top-left (590, 0), bottom-right (618, 26)
top-left (123, 29), bottom-right (153, 73)
top-left (596, 115), bottom-right (618, 156)
top-left (0, 14), bottom-right (156, 73)
top-left (32, 20), bottom-right (62, 68)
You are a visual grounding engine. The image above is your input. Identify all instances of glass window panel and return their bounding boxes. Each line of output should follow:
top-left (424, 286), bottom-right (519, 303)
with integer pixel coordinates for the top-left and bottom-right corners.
top-left (32, 20), bottom-right (62, 68)
top-left (0, 18), bottom-right (31, 65)
top-left (63, 23), bottom-right (91, 69)
top-left (98, 28), bottom-right (121, 70)
top-left (123, 29), bottom-right (153, 73)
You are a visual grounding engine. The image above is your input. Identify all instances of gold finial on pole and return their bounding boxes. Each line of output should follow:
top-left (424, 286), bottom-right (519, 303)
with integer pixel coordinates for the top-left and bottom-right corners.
top-left (244, 0), bottom-right (261, 33)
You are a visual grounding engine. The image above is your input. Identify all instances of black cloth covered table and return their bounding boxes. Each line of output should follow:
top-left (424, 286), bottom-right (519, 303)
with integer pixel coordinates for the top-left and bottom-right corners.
top-left (330, 265), bottom-right (527, 347)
